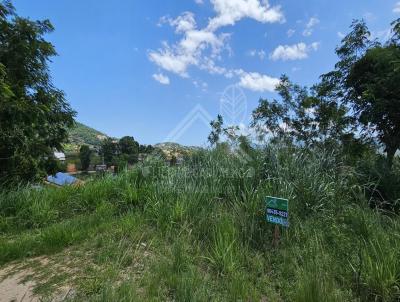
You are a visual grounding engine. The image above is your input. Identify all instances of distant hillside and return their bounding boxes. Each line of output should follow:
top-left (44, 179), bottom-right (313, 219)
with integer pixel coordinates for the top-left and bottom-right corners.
top-left (154, 142), bottom-right (202, 160)
top-left (64, 122), bottom-right (108, 152)
top-left (64, 123), bottom-right (201, 156)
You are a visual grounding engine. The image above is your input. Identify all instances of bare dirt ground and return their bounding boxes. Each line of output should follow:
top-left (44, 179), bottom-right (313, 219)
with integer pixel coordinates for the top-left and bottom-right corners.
top-left (0, 256), bottom-right (74, 302)
top-left (0, 266), bottom-right (38, 302)
top-left (0, 242), bottom-right (150, 302)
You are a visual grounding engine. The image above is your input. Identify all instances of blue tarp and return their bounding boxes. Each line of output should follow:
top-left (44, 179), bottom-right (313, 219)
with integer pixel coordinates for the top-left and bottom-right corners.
top-left (47, 172), bottom-right (78, 186)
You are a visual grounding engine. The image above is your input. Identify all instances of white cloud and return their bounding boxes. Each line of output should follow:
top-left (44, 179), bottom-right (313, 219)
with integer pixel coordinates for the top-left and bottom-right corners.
top-left (193, 79), bottom-right (208, 91)
top-left (179, 30), bottom-right (227, 56)
top-left (171, 12), bottom-right (197, 33)
top-left (337, 31), bottom-right (345, 39)
top-left (149, 13), bottom-right (231, 77)
top-left (238, 71), bottom-right (279, 92)
top-left (207, 0), bottom-right (285, 31)
top-left (393, 2), bottom-right (400, 13)
top-left (199, 57), bottom-right (229, 75)
top-left (152, 73), bottom-right (170, 85)
top-left (302, 17), bottom-right (319, 37)
top-left (150, 11), bottom-right (232, 77)
top-left (194, 0), bottom-right (204, 4)
top-left (149, 0), bottom-right (284, 91)
top-left (248, 49), bottom-right (257, 56)
top-left (149, 49), bottom-right (193, 77)
top-left (269, 42), bottom-right (320, 61)
top-left (310, 42), bottom-right (320, 50)
top-left (363, 12), bottom-right (376, 22)
top-left (287, 29), bottom-right (295, 37)
top-left (306, 17), bottom-right (319, 28)
top-left (157, 12), bottom-right (197, 33)
top-left (247, 49), bottom-right (266, 60)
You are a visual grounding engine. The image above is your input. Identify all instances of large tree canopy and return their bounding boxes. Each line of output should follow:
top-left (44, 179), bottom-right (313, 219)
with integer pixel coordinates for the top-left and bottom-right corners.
top-left (321, 19), bottom-right (400, 167)
top-left (251, 19), bottom-right (400, 167)
top-left (0, 1), bottom-right (75, 184)
top-left (346, 45), bottom-right (400, 165)
top-left (100, 138), bottom-right (118, 167)
top-left (251, 74), bottom-right (354, 150)
top-left (119, 136), bottom-right (139, 164)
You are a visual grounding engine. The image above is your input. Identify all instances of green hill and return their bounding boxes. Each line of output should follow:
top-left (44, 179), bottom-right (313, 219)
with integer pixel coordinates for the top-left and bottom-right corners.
top-left (64, 122), bottom-right (108, 152)
top-left (154, 142), bottom-right (202, 160)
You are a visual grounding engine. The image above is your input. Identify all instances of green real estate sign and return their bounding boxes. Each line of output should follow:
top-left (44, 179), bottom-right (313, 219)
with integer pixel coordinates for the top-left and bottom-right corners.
top-left (266, 196), bottom-right (289, 227)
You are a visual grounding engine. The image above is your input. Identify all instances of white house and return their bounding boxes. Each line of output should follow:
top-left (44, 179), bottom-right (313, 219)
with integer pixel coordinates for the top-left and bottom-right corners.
top-left (54, 151), bottom-right (66, 161)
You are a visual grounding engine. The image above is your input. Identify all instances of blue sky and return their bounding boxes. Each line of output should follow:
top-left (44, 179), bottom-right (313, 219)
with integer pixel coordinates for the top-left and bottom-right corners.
top-left (12, 0), bottom-right (399, 146)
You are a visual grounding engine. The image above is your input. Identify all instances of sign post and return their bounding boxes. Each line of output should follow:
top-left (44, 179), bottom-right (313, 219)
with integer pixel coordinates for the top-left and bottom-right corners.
top-left (265, 196), bottom-right (289, 247)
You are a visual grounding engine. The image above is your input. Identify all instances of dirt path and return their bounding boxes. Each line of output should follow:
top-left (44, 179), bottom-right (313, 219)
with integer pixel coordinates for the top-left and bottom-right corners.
top-left (0, 258), bottom-right (74, 302)
top-left (0, 266), bottom-right (38, 302)
top-left (0, 241), bottom-right (150, 301)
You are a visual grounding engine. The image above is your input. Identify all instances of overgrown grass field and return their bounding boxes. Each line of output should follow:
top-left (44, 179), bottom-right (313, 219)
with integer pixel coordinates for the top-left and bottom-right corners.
top-left (0, 146), bottom-right (399, 301)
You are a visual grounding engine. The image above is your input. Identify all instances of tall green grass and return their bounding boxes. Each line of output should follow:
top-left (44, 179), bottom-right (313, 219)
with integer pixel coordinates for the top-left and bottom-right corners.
top-left (0, 145), bottom-right (399, 301)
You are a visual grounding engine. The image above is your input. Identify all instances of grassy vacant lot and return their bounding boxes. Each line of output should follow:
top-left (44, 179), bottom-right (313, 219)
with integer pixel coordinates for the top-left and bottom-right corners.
top-left (0, 146), bottom-right (399, 301)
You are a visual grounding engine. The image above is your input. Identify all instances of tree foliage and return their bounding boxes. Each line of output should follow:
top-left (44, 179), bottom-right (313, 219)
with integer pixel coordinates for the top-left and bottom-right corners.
top-left (79, 145), bottom-right (91, 171)
top-left (251, 19), bottom-right (400, 167)
top-left (252, 75), bottom-right (323, 145)
top-left (119, 136), bottom-right (139, 164)
top-left (100, 138), bottom-right (118, 167)
top-left (100, 136), bottom-right (142, 168)
top-left (139, 144), bottom-right (154, 154)
top-left (208, 114), bottom-right (245, 149)
top-left (322, 19), bottom-right (400, 167)
top-left (252, 75), bottom-right (354, 149)
top-left (0, 1), bottom-right (75, 184)
top-left (208, 114), bottom-right (224, 146)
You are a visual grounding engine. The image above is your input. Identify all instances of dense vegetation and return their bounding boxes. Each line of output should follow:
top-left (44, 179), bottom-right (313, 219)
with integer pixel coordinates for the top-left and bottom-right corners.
top-left (79, 145), bottom-right (92, 171)
top-left (249, 19), bottom-right (400, 170)
top-left (0, 1), bottom-right (75, 184)
top-left (0, 146), bottom-right (399, 301)
top-left (0, 1), bottom-right (399, 301)
top-left (99, 136), bottom-right (154, 169)
top-left (66, 122), bottom-right (108, 152)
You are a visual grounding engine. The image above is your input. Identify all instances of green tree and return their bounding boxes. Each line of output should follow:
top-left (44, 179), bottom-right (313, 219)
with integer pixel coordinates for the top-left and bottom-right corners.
top-left (208, 115), bottom-right (224, 146)
top-left (0, 1), bottom-right (75, 184)
top-left (100, 138), bottom-right (118, 167)
top-left (139, 144), bottom-right (155, 154)
top-left (321, 19), bottom-right (400, 167)
top-left (252, 75), bottom-right (322, 146)
top-left (251, 75), bottom-right (369, 164)
top-left (145, 145), bottom-right (154, 153)
top-left (312, 80), bottom-right (354, 146)
top-left (79, 145), bottom-right (92, 171)
top-left (119, 136), bottom-right (139, 164)
top-left (347, 46), bottom-right (400, 166)
top-left (251, 74), bottom-right (366, 161)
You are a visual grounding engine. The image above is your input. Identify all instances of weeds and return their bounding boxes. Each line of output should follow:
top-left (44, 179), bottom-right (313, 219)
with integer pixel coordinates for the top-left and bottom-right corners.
top-left (0, 146), bottom-right (399, 301)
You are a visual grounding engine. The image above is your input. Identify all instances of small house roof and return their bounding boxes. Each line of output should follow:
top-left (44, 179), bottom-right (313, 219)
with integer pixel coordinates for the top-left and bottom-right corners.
top-left (54, 151), bottom-right (66, 160)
